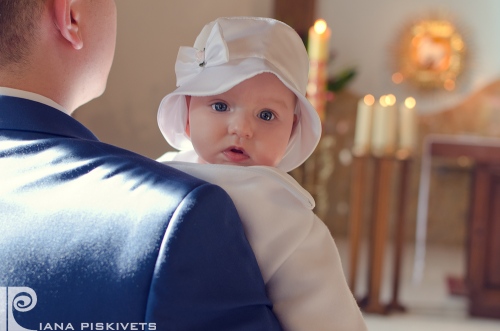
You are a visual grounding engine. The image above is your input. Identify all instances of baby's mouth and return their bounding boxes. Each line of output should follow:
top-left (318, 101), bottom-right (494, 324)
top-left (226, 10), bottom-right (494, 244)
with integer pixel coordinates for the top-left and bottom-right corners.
top-left (231, 148), bottom-right (244, 154)
top-left (223, 146), bottom-right (249, 162)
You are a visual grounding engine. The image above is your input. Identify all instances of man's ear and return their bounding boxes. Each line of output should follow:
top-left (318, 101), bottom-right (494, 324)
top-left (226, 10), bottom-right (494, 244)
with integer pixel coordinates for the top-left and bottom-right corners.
top-left (185, 96), bottom-right (191, 138)
top-left (52, 0), bottom-right (83, 50)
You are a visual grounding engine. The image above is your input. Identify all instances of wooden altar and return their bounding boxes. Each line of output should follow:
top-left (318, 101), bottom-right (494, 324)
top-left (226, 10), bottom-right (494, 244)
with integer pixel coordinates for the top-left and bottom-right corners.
top-left (416, 135), bottom-right (500, 318)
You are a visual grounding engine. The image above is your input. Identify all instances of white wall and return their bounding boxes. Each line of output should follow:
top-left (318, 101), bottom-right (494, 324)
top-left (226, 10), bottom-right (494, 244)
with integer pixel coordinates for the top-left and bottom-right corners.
top-left (74, 0), bottom-right (273, 158)
top-left (317, 0), bottom-right (500, 113)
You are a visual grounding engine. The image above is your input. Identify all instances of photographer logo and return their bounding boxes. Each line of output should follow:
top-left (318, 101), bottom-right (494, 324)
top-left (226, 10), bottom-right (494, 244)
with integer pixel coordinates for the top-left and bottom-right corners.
top-left (0, 287), bottom-right (38, 331)
top-left (1, 288), bottom-right (156, 331)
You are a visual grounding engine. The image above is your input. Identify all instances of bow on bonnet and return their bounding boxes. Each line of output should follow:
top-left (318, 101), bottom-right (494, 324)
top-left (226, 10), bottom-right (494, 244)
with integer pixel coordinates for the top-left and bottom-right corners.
top-left (175, 22), bottom-right (229, 87)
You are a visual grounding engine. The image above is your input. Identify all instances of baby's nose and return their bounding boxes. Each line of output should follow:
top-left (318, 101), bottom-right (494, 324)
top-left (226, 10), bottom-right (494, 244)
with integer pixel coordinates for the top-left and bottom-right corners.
top-left (228, 114), bottom-right (253, 139)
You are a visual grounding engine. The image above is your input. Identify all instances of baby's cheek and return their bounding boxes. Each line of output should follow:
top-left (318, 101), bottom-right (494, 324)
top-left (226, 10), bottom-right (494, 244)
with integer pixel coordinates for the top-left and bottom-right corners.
top-left (259, 150), bottom-right (283, 167)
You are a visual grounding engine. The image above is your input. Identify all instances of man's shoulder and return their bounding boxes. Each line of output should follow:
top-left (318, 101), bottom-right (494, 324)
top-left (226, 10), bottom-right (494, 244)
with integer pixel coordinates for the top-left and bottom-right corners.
top-left (63, 137), bottom-right (212, 193)
top-left (0, 131), bottom-right (218, 201)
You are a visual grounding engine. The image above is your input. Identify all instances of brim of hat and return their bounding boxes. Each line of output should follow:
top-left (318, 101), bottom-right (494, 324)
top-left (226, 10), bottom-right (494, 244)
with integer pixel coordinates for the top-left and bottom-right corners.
top-left (158, 57), bottom-right (322, 172)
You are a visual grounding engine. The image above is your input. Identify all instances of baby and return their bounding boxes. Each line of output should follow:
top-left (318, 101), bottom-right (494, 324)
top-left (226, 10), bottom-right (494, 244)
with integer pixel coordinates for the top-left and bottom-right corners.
top-left (157, 17), bottom-right (367, 331)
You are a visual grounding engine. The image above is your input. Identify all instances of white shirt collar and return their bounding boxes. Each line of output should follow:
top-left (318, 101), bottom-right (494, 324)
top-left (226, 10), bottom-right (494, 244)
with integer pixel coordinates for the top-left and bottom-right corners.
top-left (0, 87), bottom-right (69, 115)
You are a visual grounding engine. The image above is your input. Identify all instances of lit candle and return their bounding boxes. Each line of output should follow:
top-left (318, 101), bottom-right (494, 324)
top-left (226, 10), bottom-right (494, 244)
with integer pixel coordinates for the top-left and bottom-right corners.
top-left (307, 19), bottom-right (331, 122)
top-left (399, 97), bottom-right (417, 154)
top-left (371, 94), bottom-right (397, 157)
top-left (353, 94), bottom-right (375, 156)
top-left (308, 19), bottom-right (331, 61)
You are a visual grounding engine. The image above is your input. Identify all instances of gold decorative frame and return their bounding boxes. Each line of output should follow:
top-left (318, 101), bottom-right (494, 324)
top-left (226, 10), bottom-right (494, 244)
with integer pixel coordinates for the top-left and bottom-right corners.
top-left (394, 18), bottom-right (466, 91)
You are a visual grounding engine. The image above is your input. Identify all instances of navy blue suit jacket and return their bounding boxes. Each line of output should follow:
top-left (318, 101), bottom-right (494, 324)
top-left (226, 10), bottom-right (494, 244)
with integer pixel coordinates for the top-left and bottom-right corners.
top-left (0, 96), bottom-right (282, 331)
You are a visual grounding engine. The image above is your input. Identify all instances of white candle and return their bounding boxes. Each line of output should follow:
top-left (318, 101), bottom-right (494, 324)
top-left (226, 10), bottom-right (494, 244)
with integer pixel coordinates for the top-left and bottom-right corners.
top-left (307, 19), bottom-right (331, 123)
top-left (399, 97), bottom-right (417, 154)
top-left (308, 19), bottom-right (331, 61)
top-left (371, 94), bottom-right (397, 157)
top-left (353, 94), bottom-right (375, 156)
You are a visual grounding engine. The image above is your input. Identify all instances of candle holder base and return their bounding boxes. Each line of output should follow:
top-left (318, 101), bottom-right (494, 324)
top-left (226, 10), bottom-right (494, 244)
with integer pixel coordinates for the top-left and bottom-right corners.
top-left (385, 301), bottom-right (407, 313)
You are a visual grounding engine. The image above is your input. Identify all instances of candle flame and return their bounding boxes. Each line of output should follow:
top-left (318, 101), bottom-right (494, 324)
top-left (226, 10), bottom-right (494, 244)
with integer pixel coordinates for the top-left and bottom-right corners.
top-left (385, 94), bottom-right (396, 106)
top-left (364, 94), bottom-right (375, 106)
top-left (379, 95), bottom-right (387, 107)
top-left (405, 97), bottom-right (416, 109)
top-left (314, 19), bottom-right (328, 34)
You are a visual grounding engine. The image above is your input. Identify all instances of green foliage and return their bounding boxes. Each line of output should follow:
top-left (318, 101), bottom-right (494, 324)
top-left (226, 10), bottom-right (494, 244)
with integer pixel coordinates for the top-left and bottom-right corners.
top-left (327, 68), bottom-right (356, 92)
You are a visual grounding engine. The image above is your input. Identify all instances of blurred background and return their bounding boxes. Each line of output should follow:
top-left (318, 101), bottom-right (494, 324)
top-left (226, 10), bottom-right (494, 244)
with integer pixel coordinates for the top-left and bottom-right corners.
top-left (74, 1), bottom-right (500, 330)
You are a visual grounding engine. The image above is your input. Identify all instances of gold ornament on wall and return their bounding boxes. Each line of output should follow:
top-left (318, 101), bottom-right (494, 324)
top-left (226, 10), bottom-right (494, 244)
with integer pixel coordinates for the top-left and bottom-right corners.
top-left (393, 17), bottom-right (467, 91)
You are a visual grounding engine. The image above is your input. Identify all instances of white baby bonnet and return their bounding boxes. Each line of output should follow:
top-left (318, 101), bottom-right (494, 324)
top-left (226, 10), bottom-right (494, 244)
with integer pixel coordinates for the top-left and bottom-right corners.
top-left (157, 16), bottom-right (322, 172)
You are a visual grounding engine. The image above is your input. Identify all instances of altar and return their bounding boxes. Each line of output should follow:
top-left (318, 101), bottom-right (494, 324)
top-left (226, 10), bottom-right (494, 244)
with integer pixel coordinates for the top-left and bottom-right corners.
top-left (416, 134), bottom-right (500, 318)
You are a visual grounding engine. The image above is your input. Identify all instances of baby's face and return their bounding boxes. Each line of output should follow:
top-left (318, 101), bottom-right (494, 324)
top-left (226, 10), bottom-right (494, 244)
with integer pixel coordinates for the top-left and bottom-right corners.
top-left (186, 73), bottom-right (297, 167)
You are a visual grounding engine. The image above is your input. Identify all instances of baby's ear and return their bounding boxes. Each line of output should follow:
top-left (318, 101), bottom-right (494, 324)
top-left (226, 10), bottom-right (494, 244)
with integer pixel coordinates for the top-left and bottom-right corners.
top-left (185, 120), bottom-right (190, 138)
top-left (185, 96), bottom-right (191, 137)
top-left (289, 113), bottom-right (299, 139)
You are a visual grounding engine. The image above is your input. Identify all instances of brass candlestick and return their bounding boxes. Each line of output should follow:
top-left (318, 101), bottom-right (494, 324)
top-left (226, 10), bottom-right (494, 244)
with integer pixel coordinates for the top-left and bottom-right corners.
top-left (348, 149), bottom-right (412, 314)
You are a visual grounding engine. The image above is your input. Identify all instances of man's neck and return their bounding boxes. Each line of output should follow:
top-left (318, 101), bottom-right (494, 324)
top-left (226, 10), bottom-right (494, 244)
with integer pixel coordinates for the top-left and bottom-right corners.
top-left (0, 86), bottom-right (69, 115)
top-left (0, 65), bottom-right (75, 114)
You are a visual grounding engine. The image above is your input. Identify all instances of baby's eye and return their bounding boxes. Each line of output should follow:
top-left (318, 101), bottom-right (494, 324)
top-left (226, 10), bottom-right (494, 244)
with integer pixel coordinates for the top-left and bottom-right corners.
top-left (211, 102), bottom-right (228, 112)
top-left (258, 110), bottom-right (275, 121)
